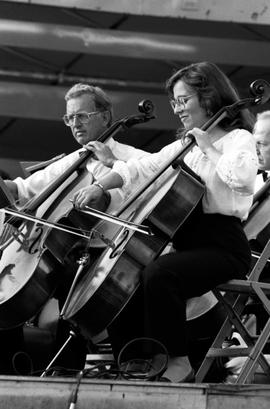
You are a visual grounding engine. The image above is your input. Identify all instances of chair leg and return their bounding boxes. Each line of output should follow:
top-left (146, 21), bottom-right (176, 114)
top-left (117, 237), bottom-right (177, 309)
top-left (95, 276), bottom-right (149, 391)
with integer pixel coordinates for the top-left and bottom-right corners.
top-left (215, 290), bottom-right (270, 381)
top-left (195, 315), bottom-right (234, 382)
top-left (196, 292), bottom-right (249, 383)
top-left (196, 289), bottom-right (270, 383)
top-left (236, 318), bottom-right (270, 383)
top-left (235, 283), bottom-right (270, 383)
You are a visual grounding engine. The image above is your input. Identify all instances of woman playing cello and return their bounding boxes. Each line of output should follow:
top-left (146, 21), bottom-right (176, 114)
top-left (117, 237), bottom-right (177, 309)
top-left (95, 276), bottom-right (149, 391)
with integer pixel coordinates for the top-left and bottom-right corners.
top-left (73, 61), bottom-right (258, 382)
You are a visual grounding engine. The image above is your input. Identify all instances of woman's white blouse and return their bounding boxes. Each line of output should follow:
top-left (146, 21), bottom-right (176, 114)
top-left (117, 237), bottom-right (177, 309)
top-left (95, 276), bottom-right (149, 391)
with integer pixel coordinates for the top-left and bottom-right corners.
top-left (113, 129), bottom-right (258, 220)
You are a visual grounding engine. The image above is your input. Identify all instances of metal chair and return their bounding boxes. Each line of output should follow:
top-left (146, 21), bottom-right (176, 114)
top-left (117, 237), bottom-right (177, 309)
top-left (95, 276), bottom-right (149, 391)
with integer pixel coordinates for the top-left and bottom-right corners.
top-left (196, 183), bottom-right (270, 384)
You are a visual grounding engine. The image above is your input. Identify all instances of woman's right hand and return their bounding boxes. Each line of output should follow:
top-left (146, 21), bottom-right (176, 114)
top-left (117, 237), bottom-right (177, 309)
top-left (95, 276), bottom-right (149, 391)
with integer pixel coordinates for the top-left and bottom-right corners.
top-left (72, 184), bottom-right (105, 209)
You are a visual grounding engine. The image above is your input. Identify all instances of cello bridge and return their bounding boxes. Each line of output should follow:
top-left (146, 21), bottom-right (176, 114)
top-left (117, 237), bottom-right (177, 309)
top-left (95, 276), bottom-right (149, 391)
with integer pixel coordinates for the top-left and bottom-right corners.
top-left (12, 228), bottom-right (28, 245)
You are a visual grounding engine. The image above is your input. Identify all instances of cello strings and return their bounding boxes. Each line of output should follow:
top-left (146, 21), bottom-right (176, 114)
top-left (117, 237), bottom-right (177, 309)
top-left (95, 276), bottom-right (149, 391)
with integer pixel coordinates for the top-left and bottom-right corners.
top-left (0, 198), bottom-right (43, 248)
top-left (0, 214), bottom-right (20, 247)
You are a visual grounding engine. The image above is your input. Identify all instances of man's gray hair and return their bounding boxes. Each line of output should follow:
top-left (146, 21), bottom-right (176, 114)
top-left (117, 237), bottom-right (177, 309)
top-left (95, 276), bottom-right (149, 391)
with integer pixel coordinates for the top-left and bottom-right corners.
top-left (65, 83), bottom-right (113, 125)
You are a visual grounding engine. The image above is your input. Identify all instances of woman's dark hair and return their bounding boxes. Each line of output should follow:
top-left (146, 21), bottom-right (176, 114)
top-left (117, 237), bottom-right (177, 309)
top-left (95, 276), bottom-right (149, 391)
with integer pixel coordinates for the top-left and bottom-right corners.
top-left (165, 61), bottom-right (254, 138)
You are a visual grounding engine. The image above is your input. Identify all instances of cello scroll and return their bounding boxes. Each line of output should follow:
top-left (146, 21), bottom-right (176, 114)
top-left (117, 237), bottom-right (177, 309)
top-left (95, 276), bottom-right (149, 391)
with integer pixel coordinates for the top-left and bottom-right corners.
top-left (250, 79), bottom-right (270, 103)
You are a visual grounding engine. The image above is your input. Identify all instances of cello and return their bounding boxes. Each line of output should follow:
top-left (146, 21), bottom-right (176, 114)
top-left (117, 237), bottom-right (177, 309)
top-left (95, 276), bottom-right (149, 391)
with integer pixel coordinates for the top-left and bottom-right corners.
top-left (62, 79), bottom-right (270, 340)
top-left (0, 100), bottom-right (155, 329)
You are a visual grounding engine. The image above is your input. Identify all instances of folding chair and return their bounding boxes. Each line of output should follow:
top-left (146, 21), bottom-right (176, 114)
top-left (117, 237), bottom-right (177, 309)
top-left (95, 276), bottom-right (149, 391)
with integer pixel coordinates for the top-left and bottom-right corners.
top-left (195, 183), bottom-right (270, 384)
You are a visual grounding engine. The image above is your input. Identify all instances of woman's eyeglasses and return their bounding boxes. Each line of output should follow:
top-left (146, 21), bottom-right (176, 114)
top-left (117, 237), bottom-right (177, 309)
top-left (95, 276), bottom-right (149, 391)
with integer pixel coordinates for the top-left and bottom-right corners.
top-left (170, 94), bottom-right (196, 110)
top-left (63, 111), bottom-right (100, 126)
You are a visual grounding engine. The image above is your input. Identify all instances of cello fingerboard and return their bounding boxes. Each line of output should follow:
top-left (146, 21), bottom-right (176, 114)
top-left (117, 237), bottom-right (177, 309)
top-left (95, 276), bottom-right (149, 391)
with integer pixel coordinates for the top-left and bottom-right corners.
top-left (0, 176), bottom-right (15, 209)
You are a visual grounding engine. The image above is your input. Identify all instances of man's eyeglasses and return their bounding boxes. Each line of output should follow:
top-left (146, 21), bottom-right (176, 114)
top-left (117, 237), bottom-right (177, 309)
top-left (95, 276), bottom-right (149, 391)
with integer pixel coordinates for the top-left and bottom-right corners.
top-left (63, 111), bottom-right (100, 126)
top-left (170, 94), bottom-right (196, 110)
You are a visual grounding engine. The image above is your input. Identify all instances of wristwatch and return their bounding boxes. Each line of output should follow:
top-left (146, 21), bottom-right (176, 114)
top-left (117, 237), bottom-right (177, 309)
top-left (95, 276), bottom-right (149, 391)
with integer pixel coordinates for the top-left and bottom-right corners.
top-left (93, 181), bottom-right (105, 192)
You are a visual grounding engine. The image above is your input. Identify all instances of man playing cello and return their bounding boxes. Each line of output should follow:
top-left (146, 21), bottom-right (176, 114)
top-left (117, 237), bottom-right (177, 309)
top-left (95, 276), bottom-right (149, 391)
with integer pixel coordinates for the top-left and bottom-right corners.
top-left (0, 83), bottom-right (149, 374)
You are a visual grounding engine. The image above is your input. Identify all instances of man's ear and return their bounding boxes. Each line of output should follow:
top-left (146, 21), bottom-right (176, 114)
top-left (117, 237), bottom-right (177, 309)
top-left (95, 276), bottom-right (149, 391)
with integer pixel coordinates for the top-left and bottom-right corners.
top-left (101, 110), bottom-right (111, 127)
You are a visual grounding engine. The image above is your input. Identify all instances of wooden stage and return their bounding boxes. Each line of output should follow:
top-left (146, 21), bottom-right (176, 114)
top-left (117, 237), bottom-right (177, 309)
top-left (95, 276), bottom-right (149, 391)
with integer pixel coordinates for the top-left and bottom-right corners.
top-left (1, 376), bottom-right (270, 409)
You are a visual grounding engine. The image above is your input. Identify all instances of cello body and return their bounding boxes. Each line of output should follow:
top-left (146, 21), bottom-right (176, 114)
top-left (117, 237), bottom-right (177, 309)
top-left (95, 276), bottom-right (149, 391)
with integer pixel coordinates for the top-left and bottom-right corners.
top-left (0, 169), bottom-right (110, 329)
top-left (63, 167), bottom-right (205, 339)
top-left (0, 237), bottom-right (60, 328)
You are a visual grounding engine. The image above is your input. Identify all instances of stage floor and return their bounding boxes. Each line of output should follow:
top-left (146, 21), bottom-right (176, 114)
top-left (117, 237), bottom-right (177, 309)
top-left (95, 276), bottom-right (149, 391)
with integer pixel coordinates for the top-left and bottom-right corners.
top-left (1, 376), bottom-right (270, 409)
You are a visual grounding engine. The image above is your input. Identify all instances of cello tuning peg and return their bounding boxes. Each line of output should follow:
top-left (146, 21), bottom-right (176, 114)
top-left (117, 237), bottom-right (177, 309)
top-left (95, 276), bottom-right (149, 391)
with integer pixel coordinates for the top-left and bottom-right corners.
top-left (250, 79), bottom-right (270, 104)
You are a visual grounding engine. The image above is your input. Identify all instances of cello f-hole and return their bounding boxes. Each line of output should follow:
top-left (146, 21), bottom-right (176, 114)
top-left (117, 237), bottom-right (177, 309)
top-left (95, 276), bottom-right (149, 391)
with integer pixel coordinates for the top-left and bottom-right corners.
top-left (110, 229), bottom-right (130, 259)
top-left (29, 226), bottom-right (44, 254)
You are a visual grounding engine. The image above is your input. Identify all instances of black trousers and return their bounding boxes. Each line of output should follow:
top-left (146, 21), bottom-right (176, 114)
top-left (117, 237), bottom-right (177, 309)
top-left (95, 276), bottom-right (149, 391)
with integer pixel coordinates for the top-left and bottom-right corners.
top-left (108, 213), bottom-right (251, 361)
top-left (142, 246), bottom-right (247, 357)
top-left (0, 326), bottom-right (25, 374)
